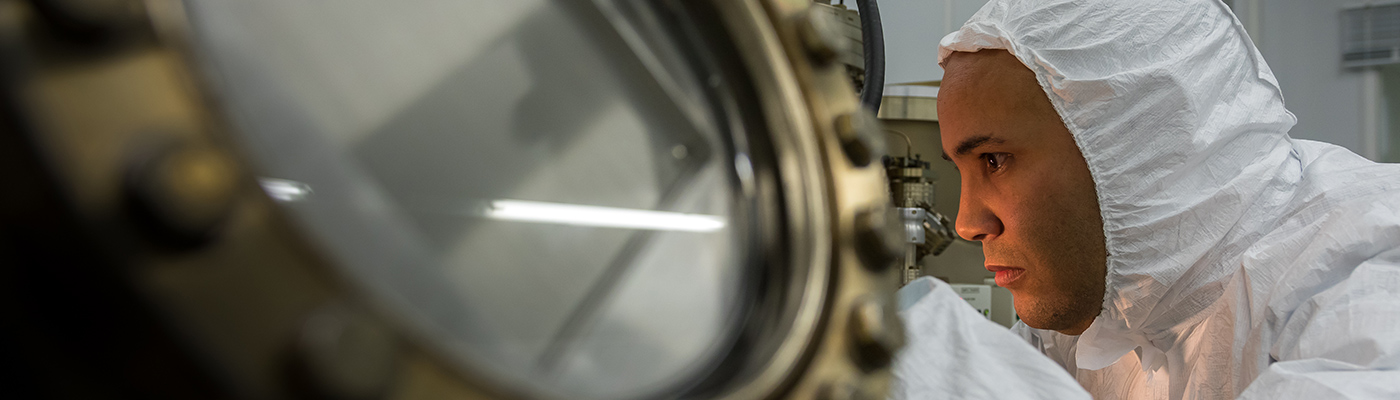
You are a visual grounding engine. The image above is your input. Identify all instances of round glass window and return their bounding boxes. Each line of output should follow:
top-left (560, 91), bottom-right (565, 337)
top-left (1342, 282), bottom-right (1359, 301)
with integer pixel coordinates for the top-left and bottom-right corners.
top-left (185, 0), bottom-right (759, 397)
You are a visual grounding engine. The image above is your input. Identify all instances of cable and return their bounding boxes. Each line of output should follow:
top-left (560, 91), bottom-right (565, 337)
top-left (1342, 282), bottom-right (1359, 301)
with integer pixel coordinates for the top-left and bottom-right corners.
top-left (855, 0), bottom-right (884, 112)
top-left (885, 129), bottom-right (913, 159)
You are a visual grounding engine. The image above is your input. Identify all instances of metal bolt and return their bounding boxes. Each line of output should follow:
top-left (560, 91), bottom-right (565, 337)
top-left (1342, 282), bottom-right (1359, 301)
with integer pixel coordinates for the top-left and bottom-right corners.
top-left (290, 303), bottom-right (401, 400)
top-left (796, 7), bottom-right (845, 65)
top-left (848, 295), bottom-right (904, 371)
top-left (124, 138), bottom-right (239, 248)
top-left (854, 208), bottom-right (899, 272)
top-left (834, 111), bottom-right (885, 167)
top-left (816, 381), bottom-right (860, 400)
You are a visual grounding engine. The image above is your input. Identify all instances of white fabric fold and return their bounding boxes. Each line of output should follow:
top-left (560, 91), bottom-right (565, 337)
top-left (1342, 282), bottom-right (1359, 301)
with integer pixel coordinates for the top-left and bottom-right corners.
top-left (1076, 316), bottom-right (1166, 375)
top-left (890, 278), bottom-right (1091, 400)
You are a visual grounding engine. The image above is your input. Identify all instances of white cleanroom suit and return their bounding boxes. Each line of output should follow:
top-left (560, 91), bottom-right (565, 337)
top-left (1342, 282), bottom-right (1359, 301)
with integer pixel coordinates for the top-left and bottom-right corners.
top-left (892, 278), bottom-right (1092, 399)
top-left (893, 0), bottom-right (1400, 398)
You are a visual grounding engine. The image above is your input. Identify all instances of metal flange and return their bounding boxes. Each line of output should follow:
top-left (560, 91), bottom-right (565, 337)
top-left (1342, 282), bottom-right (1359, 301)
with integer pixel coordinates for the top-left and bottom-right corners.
top-left (720, 0), bottom-right (904, 398)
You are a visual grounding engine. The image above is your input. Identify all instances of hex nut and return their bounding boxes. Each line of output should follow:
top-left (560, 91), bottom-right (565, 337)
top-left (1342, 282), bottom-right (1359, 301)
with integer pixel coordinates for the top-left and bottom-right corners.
top-left (796, 7), bottom-right (845, 65)
top-left (834, 112), bottom-right (884, 167)
top-left (854, 208), bottom-right (899, 272)
top-left (848, 295), bottom-right (904, 371)
top-left (124, 138), bottom-right (239, 248)
top-left (816, 381), bottom-right (860, 400)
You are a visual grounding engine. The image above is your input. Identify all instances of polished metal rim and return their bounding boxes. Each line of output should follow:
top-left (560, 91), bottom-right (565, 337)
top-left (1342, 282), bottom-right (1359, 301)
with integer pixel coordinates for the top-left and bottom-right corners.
top-left (707, 1), bottom-right (902, 398)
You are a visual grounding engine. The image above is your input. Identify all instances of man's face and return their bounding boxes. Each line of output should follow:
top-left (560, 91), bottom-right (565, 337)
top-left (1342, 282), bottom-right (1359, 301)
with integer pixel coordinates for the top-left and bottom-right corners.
top-left (938, 50), bottom-right (1107, 335)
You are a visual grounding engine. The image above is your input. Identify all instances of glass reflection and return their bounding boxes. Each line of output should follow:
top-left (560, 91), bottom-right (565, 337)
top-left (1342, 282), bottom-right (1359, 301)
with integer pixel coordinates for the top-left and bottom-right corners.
top-left (187, 0), bottom-right (749, 398)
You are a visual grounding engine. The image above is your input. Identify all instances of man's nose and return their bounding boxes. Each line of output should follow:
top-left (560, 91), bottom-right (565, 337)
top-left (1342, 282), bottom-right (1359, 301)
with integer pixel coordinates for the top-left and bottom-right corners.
top-left (955, 182), bottom-right (1003, 242)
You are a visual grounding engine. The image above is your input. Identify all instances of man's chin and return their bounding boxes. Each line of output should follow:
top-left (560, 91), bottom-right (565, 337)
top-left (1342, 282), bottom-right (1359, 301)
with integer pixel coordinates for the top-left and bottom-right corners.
top-left (1012, 296), bottom-right (1084, 333)
top-left (1010, 296), bottom-right (1051, 329)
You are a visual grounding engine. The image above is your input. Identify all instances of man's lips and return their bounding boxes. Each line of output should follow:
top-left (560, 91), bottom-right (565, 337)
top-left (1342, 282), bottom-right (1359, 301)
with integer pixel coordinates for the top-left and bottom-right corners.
top-left (985, 265), bottom-right (1025, 287)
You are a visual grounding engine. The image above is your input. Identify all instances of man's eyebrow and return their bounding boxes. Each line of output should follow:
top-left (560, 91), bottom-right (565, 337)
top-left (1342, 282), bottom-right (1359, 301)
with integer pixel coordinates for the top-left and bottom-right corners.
top-left (947, 135), bottom-right (1004, 158)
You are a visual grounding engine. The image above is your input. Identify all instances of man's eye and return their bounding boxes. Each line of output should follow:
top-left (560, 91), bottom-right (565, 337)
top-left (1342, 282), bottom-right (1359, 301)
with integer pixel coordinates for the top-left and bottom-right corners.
top-left (982, 153), bottom-right (1009, 171)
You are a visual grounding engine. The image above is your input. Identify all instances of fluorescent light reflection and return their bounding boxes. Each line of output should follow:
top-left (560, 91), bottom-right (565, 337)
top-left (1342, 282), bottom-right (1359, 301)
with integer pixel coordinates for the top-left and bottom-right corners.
top-left (259, 178), bottom-right (313, 202)
top-left (484, 199), bottom-right (725, 232)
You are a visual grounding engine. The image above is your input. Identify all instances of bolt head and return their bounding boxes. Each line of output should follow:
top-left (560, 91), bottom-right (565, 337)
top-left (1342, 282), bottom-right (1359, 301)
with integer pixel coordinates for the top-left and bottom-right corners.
top-left (849, 295), bottom-right (904, 371)
top-left (125, 139), bottom-right (239, 248)
top-left (855, 208), bottom-right (901, 272)
top-left (796, 8), bottom-right (846, 65)
top-left (817, 381), bottom-right (860, 400)
top-left (834, 111), bottom-right (886, 167)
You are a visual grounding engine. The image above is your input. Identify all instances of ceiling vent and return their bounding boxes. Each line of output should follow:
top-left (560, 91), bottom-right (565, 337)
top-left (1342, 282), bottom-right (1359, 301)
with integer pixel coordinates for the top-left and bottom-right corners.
top-left (1343, 2), bottom-right (1400, 67)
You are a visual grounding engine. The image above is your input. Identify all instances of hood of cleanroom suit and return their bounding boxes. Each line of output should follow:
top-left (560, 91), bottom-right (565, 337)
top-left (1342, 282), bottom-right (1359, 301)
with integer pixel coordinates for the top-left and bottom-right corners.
top-left (932, 0), bottom-right (1400, 398)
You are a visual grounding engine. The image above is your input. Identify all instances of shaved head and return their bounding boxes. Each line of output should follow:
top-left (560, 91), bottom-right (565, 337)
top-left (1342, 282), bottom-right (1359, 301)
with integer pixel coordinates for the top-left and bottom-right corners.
top-left (940, 50), bottom-right (1062, 136)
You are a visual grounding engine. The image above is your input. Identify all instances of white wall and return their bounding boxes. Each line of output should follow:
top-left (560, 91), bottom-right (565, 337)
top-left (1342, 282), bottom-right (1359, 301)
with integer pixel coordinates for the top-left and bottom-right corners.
top-left (1232, 0), bottom-right (1373, 157)
top-left (867, 0), bottom-right (1382, 157)
top-left (853, 0), bottom-right (986, 84)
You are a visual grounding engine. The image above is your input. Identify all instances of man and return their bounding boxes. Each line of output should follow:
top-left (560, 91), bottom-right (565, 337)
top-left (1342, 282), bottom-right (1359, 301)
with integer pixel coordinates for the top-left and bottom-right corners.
top-left (892, 0), bottom-right (1400, 398)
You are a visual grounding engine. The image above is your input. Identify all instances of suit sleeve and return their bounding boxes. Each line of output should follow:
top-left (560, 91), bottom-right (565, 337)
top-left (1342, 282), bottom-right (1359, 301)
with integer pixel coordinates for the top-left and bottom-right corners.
top-left (1238, 254), bottom-right (1400, 399)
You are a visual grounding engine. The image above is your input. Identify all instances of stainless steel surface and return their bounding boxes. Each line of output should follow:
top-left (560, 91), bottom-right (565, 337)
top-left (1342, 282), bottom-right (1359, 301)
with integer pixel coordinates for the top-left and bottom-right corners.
top-left (900, 208), bottom-right (929, 245)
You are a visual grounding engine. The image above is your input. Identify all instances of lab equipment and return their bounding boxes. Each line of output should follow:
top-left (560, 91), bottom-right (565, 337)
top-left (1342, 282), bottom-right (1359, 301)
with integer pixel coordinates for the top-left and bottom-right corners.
top-left (884, 151), bottom-right (956, 285)
top-left (947, 284), bottom-right (990, 319)
top-left (0, 0), bottom-right (904, 399)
